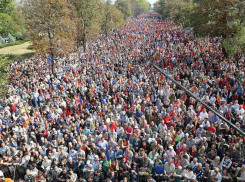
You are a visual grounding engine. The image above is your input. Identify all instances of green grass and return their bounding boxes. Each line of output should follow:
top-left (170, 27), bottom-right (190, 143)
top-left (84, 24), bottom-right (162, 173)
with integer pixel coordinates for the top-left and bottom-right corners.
top-left (0, 41), bottom-right (35, 55)
top-left (0, 38), bottom-right (31, 49)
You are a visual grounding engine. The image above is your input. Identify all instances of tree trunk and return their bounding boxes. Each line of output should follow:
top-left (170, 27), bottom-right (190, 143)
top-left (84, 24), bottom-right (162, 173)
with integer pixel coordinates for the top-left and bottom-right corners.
top-left (83, 32), bottom-right (86, 53)
top-left (222, 46), bottom-right (228, 58)
top-left (51, 51), bottom-right (55, 76)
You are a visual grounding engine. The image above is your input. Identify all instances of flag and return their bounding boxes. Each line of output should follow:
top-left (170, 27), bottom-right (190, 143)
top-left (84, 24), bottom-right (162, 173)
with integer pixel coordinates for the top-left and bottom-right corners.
top-left (214, 115), bottom-right (218, 122)
top-left (21, 57), bottom-right (24, 64)
top-left (106, 146), bottom-right (111, 166)
top-left (79, 94), bottom-right (83, 110)
top-left (33, 94), bottom-right (38, 109)
top-left (101, 94), bottom-right (108, 106)
top-left (24, 107), bottom-right (30, 119)
top-left (125, 143), bottom-right (130, 162)
top-left (77, 125), bottom-right (81, 136)
top-left (114, 94), bottom-right (118, 103)
top-left (177, 146), bottom-right (180, 156)
top-left (42, 130), bottom-right (48, 138)
top-left (90, 84), bottom-right (94, 95)
top-left (217, 93), bottom-right (221, 105)
top-left (225, 76), bottom-right (230, 90)
top-left (106, 122), bottom-right (109, 132)
top-left (111, 118), bottom-right (117, 131)
top-left (172, 134), bottom-right (176, 145)
top-left (161, 75), bottom-right (164, 81)
top-left (193, 119), bottom-right (197, 137)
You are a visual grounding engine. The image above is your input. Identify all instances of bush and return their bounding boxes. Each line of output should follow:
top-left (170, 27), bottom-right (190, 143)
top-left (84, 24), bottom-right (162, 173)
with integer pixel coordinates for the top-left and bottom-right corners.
top-left (16, 32), bottom-right (23, 40)
top-left (0, 36), bottom-right (5, 45)
top-left (27, 45), bottom-right (33, 50)
top-left (7, 33), bottom-right (15, 43)
top-left (0, 39), bottom-right (28, 49)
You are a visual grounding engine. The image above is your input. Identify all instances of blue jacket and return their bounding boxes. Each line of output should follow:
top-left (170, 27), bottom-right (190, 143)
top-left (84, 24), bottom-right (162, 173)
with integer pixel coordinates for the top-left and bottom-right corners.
top-left (114, 149), bottom-right (123, 159)
top-left (154, 165), bottom-right (164, 175)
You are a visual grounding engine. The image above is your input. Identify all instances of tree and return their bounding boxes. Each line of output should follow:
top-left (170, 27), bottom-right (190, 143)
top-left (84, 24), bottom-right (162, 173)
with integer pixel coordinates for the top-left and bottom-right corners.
top-left (22, 0), bottom-right (76, 75)
top-left (7, 33), bottom-right (15, 43)
top-left (101, 0), bottom-right (124, 36)
top-left (131, 0), bottom-right (150, 17)
top-left (0, 13), bottom-right (18, 37)
top-left (223, 18), bottom-right (245, 56)
top-left (192, 0), bottom-right (237, 38)
top-left (0, 55), bottom-right (10, 96)
top-left (69, 0), bottom-right (101, 52)
top-left (0, 36), bottom-right (5, 45)
top-left (115, 0), bottom-right (132, 19)
top-left (0, 0), bottom-right (25, 37)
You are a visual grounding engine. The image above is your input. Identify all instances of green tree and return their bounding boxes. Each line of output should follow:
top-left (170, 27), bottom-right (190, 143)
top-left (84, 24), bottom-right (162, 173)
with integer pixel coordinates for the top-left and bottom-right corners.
top-left (0, 36), bottom-right (5, 45)
top-left (131, 0), bottom-right (150, 17)
top-left (69, 0), bottom-right (101, 51)
top-left (223, 19), bottom-right (245, 56)
top-left (134, 0), bottom-right (151, 11)
top-left (192, 0), bottom-right (237, 38)
top-left (0, 13), bottom-right (18, 36)
top-left (7, 33), bottom-right (15, 43)
top-left (101, 0), bottom-right (124, 35)
top-left (0, 55), bottom-right (10, 96)
top-left (22, 0), bottom-right (76, 75)
top-left (115, 0), bottom-right (132, 19)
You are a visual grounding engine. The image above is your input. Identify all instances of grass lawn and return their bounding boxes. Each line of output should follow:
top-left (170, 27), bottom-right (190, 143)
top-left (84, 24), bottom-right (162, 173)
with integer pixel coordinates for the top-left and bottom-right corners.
top-left (0, 41), bottom-right (35, 55)
top-left (0, 41), bottom-right (35, 61)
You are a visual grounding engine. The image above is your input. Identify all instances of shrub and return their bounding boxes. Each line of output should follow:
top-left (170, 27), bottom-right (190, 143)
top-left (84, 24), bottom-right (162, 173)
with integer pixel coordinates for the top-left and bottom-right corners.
top-left (7, 33), bottom-right (15, 43)
top-left (16, 32), bottom-right (23, 40)
top-left (0, 36), bottom-right (5, 45)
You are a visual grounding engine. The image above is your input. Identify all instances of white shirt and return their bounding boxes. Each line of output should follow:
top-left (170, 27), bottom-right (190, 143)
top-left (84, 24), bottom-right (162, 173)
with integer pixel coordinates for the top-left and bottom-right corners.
top-left (200, 112), bottom-right (208, 121)
top-left (98, 140), bottom-right (108, 150)
top-left (210, 170), bottom-right (222, 182)
top-left (202, 121), bottom-right (210, 128)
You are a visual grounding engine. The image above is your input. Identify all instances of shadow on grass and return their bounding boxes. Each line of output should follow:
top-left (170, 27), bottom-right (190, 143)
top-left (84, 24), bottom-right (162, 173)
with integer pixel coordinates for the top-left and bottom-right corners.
top-left (2, 52), bottom-right (34, 61)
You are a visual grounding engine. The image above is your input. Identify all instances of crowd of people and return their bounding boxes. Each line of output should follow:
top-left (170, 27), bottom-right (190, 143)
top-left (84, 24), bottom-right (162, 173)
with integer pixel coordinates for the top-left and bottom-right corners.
top-left (0, 12), bottom-right (245, 182)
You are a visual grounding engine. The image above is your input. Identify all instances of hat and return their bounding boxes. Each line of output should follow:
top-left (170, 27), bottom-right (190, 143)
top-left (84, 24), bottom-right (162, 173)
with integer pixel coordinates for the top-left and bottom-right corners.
top-left (150, 160), bottom-right (154, 165)
top-left (169, 146), bottom-right (173, 150)
top-left (87, 160), bottom-right (90, 165)
top-left (202, 157), bottom-right (206, 161)
top-left (221, 139), bottom-right (226, 142)
top-left (183, 149), bottom-right (187, 152)
top-left (158, 162), bottom-right (162, 165)
top-left (200, 125), bottom-right (203, 128)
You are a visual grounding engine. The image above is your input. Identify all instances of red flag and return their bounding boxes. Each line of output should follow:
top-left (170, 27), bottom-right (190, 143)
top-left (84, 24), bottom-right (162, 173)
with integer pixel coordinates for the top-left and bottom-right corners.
top-left (172, 134), bottom-right (176, 145)
top-left (42, 130), bottom-right (48, 137)
top-left (178, 146), bottom-right (180, 156)
top-left (106, 122), bottom-right (109, 132)
top-left (24, 107), bottom-right (30, 119)
top-left (142, 119), bottom-right (145, 128)
top-left (114, 94), bottom-right (118, 103)
top-left (193, 125), bottom-right (197, 137)
top-left (125, 151), bottom-right (129, 162)
top-left (161, 75), bottom-right (165, 81)
top-left (217, 93), bottom-right (221, 105)
top-left (225, 76), bottom-right (230, 90)
top-left (111, 118), bottom-right (117, 131)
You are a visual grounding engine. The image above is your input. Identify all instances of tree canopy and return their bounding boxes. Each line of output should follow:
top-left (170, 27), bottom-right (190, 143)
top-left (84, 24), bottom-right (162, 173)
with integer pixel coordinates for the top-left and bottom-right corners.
top-left (154, 0), bottom-right (245, 56)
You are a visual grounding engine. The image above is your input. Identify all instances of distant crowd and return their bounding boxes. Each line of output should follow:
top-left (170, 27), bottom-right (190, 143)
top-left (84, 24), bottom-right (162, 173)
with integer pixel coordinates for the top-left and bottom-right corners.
top-left (0, 13), bottom-right (245, 182)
